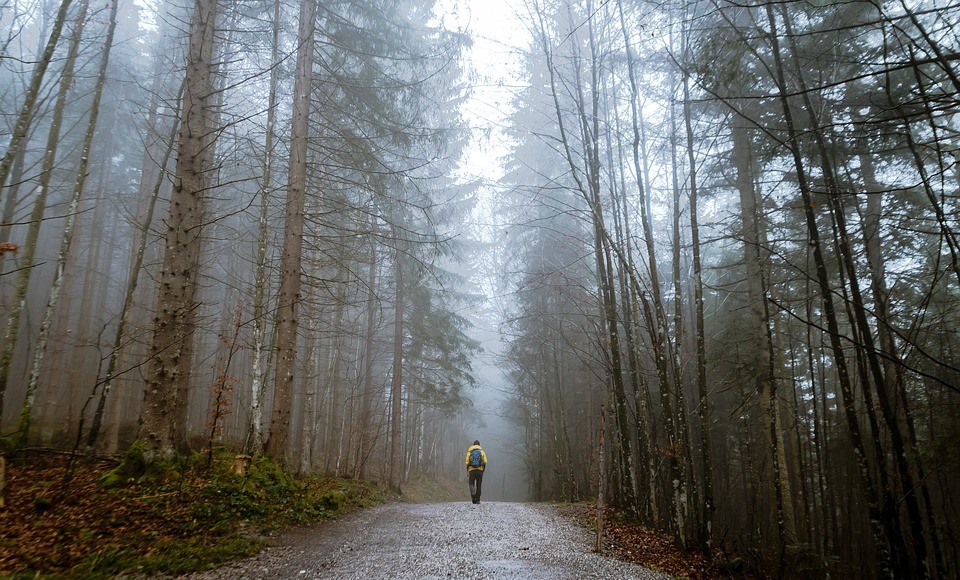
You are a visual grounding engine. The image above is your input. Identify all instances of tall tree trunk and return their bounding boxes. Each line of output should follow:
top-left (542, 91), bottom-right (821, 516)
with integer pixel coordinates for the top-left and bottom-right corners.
top-left (860, 151), bottom-right (945, 578)
top-left (265, 0), bottom-right (317, 464)
top-left (11, 0), bottom-right (91, 441)
top-left (541, 0), bottom-right (636, 516)
top-left (39, 93), bottom-right (119, 444)
top-left (681, 41), bottom-right (713, 551)
top-left (615, 0), bottom-right (680, 538)
top-left (298, 325), bottom-right (318, 475)
top-left (324, 278), bottom-right (347, 474)
top-left (668, 58), bottom-right (696, 544)
top-left (0, 0), bottom-right (75, 215)
top-left (805, 282), bottom-right (835, 554)
top-left (0, 1), bottom-right (51, 282)
top-left (246, 0), bottom-right (283, 457)
top-left (605, 75), bottom-right (652, 518)
top-left (138, 0), bottom-right (219, 461)
top-left (95, 29), bottom-right (182, 453)
top-left (355, 239), bottom-right (379, 480)
top-left (730, 111), bottom-right (795, 555)
top-left (85, 87), bottom-right (183, 456)
top-left (781, 10), bottom-right (926, 573)
top-left (388, 243), bottom-right (404, 492)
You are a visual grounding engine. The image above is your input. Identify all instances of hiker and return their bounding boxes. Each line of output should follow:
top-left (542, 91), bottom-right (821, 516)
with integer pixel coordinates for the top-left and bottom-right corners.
top-left (465, 440), bottom-right (487, 504)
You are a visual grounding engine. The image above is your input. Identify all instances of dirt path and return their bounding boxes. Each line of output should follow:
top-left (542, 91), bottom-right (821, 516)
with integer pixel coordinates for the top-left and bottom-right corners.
top-left (187, 501), bottom-right (667, 579)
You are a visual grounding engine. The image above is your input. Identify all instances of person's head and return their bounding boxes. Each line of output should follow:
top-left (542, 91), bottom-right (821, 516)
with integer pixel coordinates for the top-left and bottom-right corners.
top-left (473, 440), bottom-right (480, 446)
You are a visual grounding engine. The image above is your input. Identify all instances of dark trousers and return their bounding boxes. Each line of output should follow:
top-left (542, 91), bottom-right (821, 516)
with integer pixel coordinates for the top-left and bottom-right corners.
top-left (469, 470), bottom-right (484, 503)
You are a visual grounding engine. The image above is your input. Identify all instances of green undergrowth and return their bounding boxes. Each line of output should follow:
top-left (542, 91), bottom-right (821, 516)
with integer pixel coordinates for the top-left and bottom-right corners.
top-left (1, 448), bottom-right (385, 579)
top-left (104, 449), bottom-right (384, 576)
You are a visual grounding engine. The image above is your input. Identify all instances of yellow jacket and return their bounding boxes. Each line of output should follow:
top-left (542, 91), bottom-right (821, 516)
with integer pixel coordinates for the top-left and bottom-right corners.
top-left (465, 445), bottom-right (487, 472)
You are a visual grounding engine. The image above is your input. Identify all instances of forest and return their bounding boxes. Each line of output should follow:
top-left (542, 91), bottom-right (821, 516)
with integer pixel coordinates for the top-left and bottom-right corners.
top-left (0, 0), bottom-right (957, 578)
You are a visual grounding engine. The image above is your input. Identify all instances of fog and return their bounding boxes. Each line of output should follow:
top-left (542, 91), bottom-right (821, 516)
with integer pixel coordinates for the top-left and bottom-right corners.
top-left (447, 0), bottom-right (529, 501)
top-left (2, 1), bottom-right (958, 576)
top-left (461, 312), bottom-right (529, 502)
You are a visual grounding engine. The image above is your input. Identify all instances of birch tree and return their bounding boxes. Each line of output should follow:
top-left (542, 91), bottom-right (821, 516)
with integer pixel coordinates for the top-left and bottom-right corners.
top-left (245, 0), bottom-right (282, 457)
top-left (0, 0), bottom-right (76, 421)
top-left (19, 0), bottom-right (120, 448)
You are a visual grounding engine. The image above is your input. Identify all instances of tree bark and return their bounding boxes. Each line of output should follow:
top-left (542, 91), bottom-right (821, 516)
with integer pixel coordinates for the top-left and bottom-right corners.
top-left (780, 9), bottom-right (926, 572)
top-left (246, 0), bottom-right (283, 457)
top-left (85, 85), bottom-right (183, 456)
top-left (265, 0), bottom-right (317, 464)
top-left (0, 0), bottom-right (75, 215)
top-left (615, 0), bottom-right (681, 539)
top-left (388, 242), bottom-right (404, 492)
top-left (860, 151), bottom-right (945, 578)
top-left (355, 239), bottom-right (379, 480)
top-left (139, 0), bottom-right (219, 462)
top-left (10, 0), bottom-right (90, 438)
top-left (731, 111), bottom-right (796, 554)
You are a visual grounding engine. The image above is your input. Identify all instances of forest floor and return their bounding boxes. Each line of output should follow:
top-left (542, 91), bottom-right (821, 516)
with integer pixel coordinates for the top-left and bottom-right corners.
top-left (0, 449), bottom-right (744, 578)
top-left (556, 504), bottom-right (752, 579)
top-left (0, 448), bottom-right (384, 577)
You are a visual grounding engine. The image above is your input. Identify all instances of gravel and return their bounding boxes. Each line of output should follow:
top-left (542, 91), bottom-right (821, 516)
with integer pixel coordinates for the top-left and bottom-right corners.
top-left (186, 501), bottom-right (668, 579)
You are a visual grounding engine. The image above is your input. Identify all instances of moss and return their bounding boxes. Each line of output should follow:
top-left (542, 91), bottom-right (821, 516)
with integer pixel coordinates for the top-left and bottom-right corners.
top-left (316, 489), bottom-right (347, 511)
top-left (98, 440), bottom-right (182, 488)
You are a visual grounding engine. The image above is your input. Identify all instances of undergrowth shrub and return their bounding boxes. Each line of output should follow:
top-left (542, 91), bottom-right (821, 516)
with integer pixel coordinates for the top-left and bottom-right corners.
top-left (75, 447), bottom-right (385, 576)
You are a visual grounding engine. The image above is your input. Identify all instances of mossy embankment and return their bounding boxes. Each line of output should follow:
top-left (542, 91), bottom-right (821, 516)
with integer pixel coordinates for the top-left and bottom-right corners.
top-left (0, 448), bottom-right (384, 578)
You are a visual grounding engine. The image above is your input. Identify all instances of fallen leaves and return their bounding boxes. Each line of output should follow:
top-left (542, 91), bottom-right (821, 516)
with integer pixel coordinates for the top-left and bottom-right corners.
top-left (557, 503), bottom-right (745, 579)
top-left (0, 450), bottom-right (225, 575)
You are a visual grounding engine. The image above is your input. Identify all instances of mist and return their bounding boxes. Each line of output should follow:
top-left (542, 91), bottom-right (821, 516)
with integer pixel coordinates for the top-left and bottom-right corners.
top-left (0, 0), bottom-right (958, 577)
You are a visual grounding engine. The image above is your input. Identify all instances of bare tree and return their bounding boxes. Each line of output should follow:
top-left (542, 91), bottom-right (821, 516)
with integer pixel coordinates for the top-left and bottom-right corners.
top-left (680, 11), bottom-right (714, 550)
top-left (20, 0), bottom-right (120, 448)
top-left (0, 0), bottom-right (76, 421)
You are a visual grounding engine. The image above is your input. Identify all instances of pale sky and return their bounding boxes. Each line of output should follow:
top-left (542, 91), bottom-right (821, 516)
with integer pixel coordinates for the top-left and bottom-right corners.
top-left (444, 0), bottom-right (529, 184)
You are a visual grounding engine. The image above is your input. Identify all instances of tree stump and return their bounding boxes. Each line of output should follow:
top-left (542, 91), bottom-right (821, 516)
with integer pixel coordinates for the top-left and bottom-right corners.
top-left (231, 454), bottom-right (252, 476)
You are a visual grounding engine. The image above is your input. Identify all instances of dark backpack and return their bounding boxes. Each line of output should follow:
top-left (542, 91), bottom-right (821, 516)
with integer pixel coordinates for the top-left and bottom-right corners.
top-left (469, 448), bottom-right (483, 468)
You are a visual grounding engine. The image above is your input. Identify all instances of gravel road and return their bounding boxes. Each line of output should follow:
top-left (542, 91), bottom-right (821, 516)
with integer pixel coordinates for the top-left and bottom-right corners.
top-left (186, 501), bottom-right (667, 579)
